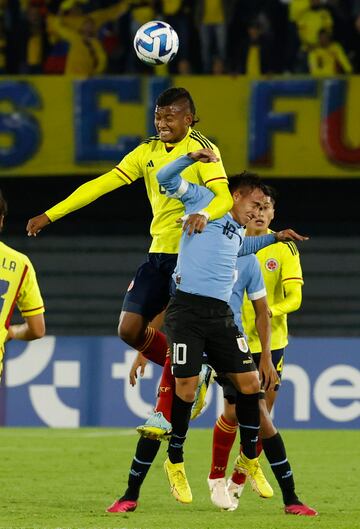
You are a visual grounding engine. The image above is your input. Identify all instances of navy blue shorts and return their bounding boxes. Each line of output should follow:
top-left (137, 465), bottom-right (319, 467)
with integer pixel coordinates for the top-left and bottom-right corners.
top-left (253, 348), bottom-right (285, 379)
top-left (122, 253), bottom-right (178, 321)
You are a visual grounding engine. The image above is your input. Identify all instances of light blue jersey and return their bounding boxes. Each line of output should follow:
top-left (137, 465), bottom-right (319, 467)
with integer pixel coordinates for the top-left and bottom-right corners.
top-left (157, 155), bottom-right (276, 303)
top-left (230, 255), bottom-right (266, 333)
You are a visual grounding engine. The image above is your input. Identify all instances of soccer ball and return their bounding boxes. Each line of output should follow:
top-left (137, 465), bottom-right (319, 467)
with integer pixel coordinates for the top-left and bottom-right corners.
top-left (134, 20), bottom-right (179, 66)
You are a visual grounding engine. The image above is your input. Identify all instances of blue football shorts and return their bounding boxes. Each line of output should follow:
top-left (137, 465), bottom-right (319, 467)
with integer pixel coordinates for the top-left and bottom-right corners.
top-left (122, 253), bottom-right (177, 321)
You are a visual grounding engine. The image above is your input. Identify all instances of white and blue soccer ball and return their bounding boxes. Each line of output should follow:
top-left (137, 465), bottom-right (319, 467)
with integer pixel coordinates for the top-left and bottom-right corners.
top-left (134, 20), bottom-right (179, 65)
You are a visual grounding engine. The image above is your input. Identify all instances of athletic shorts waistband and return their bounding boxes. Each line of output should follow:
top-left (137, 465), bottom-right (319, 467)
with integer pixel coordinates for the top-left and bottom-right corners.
top-left (174, 289), bottom-right (228, 308)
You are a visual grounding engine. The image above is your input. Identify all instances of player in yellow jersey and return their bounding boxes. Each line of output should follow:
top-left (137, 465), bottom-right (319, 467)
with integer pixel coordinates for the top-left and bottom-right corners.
top-left (26, 87), bottom-right (232, 352)
top-left (26, 87), bottom-right (232, 513)
top-left (0, 190), bottom-right (45, 379)
top-left (243, 190), bottom-right (303, 406)
top-left (228, 187), bottom-right (317, 516)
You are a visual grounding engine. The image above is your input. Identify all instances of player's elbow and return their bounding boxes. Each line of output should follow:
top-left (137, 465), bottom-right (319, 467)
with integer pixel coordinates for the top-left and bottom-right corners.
top-left (284, 285), bottom-right (302, 314)
top-left (291, 299), bottom-right (302, 313)
top-left (285, 298), bottom-right (302, 315)
top-left (29, 324), bottom-right (46, 340)
top-left (26, 315), bottom-right (46, 340)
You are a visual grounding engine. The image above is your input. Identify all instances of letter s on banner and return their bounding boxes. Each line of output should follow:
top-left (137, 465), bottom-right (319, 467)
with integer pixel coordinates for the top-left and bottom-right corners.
top-left (0, 81), bottom-right (41, 168)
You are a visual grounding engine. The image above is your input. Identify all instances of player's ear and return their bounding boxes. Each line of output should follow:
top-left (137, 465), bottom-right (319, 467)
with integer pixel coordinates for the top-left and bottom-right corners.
top-left (232, 190), bottom-right (240, 203)
top-left (0, 215), bottom-right (4, 232)
top-left (185, 113), bottom-right (193, 126)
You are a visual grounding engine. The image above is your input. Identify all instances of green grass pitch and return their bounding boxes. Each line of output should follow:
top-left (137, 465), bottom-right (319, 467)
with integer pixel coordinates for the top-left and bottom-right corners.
top-left (0, 428), bottom-right (359, 529)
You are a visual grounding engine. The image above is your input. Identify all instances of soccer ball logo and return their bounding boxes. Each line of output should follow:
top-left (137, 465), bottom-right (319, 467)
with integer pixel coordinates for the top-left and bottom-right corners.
top-left (134, 20), bottom-right (179, 65)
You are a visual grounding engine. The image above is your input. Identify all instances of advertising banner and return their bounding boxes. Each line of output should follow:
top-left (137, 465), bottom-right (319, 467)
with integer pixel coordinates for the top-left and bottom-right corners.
top-left (3, 336), bottom-right (359, 429)
top-left (1, 76), bottom-right (360, 177)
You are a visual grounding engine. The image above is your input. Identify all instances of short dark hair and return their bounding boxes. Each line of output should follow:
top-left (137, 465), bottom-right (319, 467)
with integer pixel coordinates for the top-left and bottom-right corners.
top-left (264, 184), bottom-right (277, 205)
top-left (0, 189), bottom-right (8, 217)
top-left (156, 87), bottom-right (199, 126)
top-left (228, 171), bottom-right (269, 197)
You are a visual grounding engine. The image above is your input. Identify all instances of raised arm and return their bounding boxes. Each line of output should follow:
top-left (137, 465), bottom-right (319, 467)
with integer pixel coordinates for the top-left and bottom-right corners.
top-left (91, 0), bottom-right (129, 29)
top-left (183, 147), bottom-right (233, 235)
top-left (239, 229), bottom-right (308, 256)
top-left (157, 149), bottom-right (226, 235)
top-left (49, 15), bottom-right (78, 43)
top-left (157, 155), bottom-right (196, 196)
top-left (26, 168), bottom-right (129, 236)
top-left (158, 147), bottom-right (232, 235)
top-left (239, 234), bottom-right (276, 256)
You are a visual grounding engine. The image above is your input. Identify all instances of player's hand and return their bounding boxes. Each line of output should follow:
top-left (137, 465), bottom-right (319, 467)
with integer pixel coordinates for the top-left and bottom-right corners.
top-left (176, 213), bottom-right (208, 235)
top-left (274, 229), bottom-right (309, 242)
top-left (26, 214), bottom-right (51, 237)
top-left (129, 352), bottom-right (148, 387)
top-left (258, 354), bottom-right (279, 392)
top-left (187, 148), bottom-right (219, 164)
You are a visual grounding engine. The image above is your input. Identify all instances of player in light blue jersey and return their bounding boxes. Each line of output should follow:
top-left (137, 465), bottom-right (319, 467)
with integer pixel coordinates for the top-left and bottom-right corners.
top-left (230, 255), bottom-right (267, 332)
top-left (157, 148), bottom-right (308, 505)
top-left (159, 155), bottom-right (276, 303)
top-left (208, 254), bottom-right (317, 516)
top-left (209, 254), bottom-right (271, 512)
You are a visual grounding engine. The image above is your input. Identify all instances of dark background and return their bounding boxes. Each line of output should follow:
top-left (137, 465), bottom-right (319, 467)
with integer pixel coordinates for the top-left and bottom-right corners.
top-left (2, 175), bottom-right (360, 237)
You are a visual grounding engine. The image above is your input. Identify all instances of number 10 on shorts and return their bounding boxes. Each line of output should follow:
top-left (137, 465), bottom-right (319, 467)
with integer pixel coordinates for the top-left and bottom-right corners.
top-left (172, 343), bottom-right (187, 365)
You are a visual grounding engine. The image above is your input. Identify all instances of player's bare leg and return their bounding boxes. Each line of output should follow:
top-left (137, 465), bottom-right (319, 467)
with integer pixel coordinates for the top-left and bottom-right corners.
top-left (264, 388), bottom-right (278, 413)
top-left (118, 311), bottom-right (149, 348)
top-left (118, 311), bottom-right (168, 366)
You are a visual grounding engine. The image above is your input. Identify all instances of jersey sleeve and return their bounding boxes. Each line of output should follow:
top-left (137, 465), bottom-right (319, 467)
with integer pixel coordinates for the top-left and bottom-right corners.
top-left (271, 282), bottom-right (302, 317)
top-left (281, 242), bottom-right (304, 285)
top-left (202, 178), bottom-right (233, 221)
top-left (157, 155), bottom-right (195, 197)
top-left (187, 144), bottom-right (232, 220)
top-left (116, 143), bottom-right (145, 183)
top-left (45, 168), bottom-right (129, 222)
top-left (17, 259), bottom-right (44, 317)
top-left (247, 258), bottom-right (266, 300)
top-left (199, 144), bottom-right (228, 187)
top-left (229, 289), bottom-right (242, 331)
top-left (239, 234), bottom-right (276, 256)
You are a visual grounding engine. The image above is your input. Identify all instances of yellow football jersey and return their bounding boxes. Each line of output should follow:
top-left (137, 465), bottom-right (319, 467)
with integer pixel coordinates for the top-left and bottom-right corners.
top-left (0, 241), bottom-right (44, 373)
top-left (117, 128), bottom-right (227, 253)
top-left (242, 231), bottom-right (303, 351)
top-left (46, 128), bottom-right (228, 255)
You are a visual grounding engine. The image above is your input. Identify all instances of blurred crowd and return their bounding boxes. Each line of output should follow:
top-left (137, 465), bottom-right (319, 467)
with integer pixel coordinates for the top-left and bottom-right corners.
top-left (0, 0), bottom-right (360, 76)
